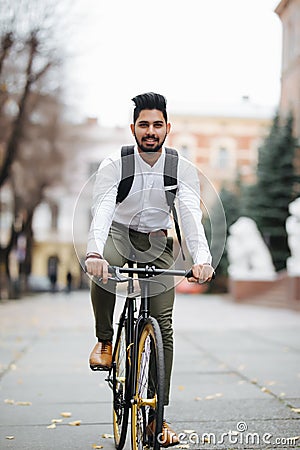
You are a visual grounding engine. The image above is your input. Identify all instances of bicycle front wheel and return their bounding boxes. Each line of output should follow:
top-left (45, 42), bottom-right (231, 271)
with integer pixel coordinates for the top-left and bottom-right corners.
top-left (113, 323), bottom-right (130, 450)
top-left (131, 317), bottom-right (165, 450)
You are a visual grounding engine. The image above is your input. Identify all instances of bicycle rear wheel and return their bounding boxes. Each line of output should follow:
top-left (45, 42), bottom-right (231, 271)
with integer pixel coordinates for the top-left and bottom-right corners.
top-left (113, 323), bottom-right (130, 450)
top-left (131, 317), bottom-right (165, 450)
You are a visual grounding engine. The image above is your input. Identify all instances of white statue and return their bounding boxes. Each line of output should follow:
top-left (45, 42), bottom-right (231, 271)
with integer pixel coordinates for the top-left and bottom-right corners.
top-left (286, 197), bottom-right (300, 276)
top-left (227, 217), bottom-right (276, 280)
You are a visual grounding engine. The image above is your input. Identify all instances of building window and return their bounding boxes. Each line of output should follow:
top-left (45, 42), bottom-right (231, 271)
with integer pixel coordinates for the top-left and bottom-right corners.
top-left (217, 147), bottom-right (230, 168)
top-left (50, 203), bottom-right (58, 231)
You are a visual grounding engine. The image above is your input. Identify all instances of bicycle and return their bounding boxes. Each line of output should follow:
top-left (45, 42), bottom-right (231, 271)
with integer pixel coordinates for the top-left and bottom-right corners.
top-left (98, 263), bottom-right (198, 450)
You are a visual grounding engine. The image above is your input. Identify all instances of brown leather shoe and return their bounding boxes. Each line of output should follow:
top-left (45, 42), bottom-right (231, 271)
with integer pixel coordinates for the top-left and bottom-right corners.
top-left (147, 419), bottom-right (180, 447)
top-left (89, 341), bottom-right (112, 371)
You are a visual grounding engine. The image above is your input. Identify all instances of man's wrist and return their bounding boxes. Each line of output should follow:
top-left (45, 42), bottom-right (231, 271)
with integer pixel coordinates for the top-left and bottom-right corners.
top-left (85, 252), bottom-right (103, 261)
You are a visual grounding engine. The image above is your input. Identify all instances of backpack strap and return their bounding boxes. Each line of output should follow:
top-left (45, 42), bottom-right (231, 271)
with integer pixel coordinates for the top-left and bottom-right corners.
top-left (164, 148), bottom-right (185, 260)
top-left (116, 145), bottom-right (135, 204)
top-left (164, 147), bottom-right (178, 209)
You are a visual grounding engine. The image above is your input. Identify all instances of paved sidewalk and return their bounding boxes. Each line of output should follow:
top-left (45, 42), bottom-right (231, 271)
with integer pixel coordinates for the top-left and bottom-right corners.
top-left (0, 290), bottom-right (300, 449)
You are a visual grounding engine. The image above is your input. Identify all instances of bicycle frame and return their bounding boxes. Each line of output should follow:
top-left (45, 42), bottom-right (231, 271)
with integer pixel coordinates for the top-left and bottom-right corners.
top-left (106, 264), bottom-right (179, 449)
top-left (105, 263), bottom-right (214, 450)
top-left (108, 275), bottom-right (135, 400)
top-left (108, 264), bottom-right (161, 393)
top-left (108, 263), bottom-right (193, 388)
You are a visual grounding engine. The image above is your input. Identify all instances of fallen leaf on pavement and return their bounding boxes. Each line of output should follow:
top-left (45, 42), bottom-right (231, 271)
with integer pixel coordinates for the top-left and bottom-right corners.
top-left (203, 392), bottom-right (224, 401)
top-left (92, 445), bottom-right (104, 449)
top-left (51, 419), bottom-right (63, 423)
top-left (5, 436), bottom-right (15, 440)
top-left (61, 412), bottom-right (72, 417)
top-left (177, 385), bottom-right (185, 391)
top-left (261, 387), bottom-right (271, 394)
top-left (4, 399), bottom-right (15, 405)
top-left (16, 401), bottom-right (32, 406)
top-left (47, 424), bottom-right (56, 429)
top-left (102, 433), bottom-right (113, 439)
top-left (68, 420), bottom-right (82, 426)
top-left (291, 408), bottom-right (300, 413)
top-left (194, 396), bottom-right (202, 401)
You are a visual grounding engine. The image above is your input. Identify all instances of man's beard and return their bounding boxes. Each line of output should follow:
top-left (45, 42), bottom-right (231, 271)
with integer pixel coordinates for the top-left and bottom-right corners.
top-left (134, 133), bottom-right (167, 154)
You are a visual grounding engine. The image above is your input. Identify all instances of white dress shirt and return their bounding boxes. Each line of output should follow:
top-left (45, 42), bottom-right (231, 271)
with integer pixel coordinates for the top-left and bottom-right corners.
top-left (87, 146), bottom-right (212, 265)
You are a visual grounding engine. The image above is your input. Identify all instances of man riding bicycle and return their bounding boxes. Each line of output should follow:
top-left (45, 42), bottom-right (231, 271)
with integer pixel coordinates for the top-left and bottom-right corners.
top-left (85, 92), bottom-right (214, 446)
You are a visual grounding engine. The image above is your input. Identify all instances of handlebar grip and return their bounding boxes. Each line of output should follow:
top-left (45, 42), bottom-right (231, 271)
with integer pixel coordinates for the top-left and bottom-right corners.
top-left (185, 269), bottom-right (193, 278)
top-left (185, 267), bottom-right (216, 279)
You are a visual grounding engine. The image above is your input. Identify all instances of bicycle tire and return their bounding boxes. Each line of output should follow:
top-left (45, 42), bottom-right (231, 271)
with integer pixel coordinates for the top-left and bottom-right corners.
top-left (131, 317), bottom-right (165, 450)
top-left (112, 323), bottom-right (130, 450)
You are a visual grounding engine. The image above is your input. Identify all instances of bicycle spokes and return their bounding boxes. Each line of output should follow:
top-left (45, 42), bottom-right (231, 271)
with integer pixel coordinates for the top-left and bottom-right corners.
top-left (113, 325), bottom-right (130, 449)
top-left (132, 319), bottom-right (164, 450)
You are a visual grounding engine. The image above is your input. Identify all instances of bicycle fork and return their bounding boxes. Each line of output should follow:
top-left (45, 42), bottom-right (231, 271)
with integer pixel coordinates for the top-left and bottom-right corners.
top-left (131, 279), bottom-right (153, 407)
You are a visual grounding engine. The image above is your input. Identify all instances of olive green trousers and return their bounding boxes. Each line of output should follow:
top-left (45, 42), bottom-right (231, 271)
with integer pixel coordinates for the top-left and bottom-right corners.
top-left (90, 222), bottom-right (175, 405)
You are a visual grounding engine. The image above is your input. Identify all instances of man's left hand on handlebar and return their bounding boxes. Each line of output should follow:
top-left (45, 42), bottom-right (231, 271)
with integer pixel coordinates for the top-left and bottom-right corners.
top-left (85, 255), bottom-right (110, 284)
top-left (188, 263), bottom-right (215, 283)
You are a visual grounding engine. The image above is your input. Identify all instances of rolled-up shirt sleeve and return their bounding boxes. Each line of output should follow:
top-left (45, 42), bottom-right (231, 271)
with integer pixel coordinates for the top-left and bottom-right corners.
top-left (86, 158), bottom-right (120, 256)
top-left (177, 158), bottom-right (212, 265)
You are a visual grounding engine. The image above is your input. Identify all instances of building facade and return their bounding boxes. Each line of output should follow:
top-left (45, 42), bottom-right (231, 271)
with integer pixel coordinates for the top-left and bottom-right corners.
top-left (167, 100), bottom-right (273, 205)
top-left (276, 0), bottom-right (300, 138)
top-left (31, 120), bottom-right (132, 289)
top-left (31, 101), bottom-right (274, 289)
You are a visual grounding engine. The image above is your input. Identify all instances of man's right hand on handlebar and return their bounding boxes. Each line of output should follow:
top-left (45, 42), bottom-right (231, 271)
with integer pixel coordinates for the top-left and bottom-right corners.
top-left (85, 253), bottom-right (110, 284)
top-left (188, 263), bottom-right (215, 284)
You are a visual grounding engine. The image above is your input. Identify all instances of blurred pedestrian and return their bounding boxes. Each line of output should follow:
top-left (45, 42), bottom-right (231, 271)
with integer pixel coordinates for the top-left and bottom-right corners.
top-left (49, 273), bottom-right (57, 293)
top-left (66, 271), bottom-right (73, 293)
top-left (48, 256), bottom-right (58, 293)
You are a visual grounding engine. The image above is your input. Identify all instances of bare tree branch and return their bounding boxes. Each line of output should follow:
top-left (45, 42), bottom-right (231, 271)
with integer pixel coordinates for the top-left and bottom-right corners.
top-left (0, 32), bottom-right (14, 74)
top-left (0, 0), bottom-right (79, 297)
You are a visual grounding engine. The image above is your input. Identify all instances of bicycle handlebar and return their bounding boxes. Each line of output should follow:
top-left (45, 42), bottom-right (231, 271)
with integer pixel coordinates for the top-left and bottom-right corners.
top-left (108, 265), bottom-right (215, 281)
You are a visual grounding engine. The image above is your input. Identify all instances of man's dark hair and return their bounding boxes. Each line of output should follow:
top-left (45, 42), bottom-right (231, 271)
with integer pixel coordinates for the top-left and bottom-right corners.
top-left (132, 92), bottom-right (168, 124)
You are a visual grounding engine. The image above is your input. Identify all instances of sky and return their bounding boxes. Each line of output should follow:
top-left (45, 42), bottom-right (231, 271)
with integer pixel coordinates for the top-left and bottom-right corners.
top-left (67, 0), bottom-right (282, 127)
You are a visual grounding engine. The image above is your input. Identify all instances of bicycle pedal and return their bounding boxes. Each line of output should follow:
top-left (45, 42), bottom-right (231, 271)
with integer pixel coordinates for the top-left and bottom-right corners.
top-left (105, 375), bottom-right (113, 382)
top-left (90, 365), bottom-right (111, 372)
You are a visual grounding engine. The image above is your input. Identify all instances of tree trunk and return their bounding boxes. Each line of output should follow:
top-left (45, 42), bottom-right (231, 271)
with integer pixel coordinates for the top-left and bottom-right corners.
top-left (0, 224), bottom-right (18, 299)
top-left (18, 210), bottom-right (34, 294)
